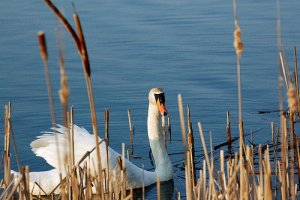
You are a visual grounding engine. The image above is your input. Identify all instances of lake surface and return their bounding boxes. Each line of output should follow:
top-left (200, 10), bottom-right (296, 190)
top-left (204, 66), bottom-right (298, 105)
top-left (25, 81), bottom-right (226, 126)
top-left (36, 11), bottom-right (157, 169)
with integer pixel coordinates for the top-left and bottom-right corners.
top-left (0, 0), bottom-right (299, 199)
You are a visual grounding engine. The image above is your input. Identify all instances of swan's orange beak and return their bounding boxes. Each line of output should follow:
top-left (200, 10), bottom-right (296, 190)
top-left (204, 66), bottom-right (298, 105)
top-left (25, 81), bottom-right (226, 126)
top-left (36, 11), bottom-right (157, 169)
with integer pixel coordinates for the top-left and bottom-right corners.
top-left (157, 100), bottom-right (168, 116)
top-left (155, 93), bottom-right (168, 116)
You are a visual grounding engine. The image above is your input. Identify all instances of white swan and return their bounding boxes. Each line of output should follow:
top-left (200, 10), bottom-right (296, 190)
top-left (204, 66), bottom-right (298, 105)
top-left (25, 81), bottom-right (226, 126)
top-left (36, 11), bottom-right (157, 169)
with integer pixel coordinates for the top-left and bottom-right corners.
top-left (16, 88), bottom-right (173, 195)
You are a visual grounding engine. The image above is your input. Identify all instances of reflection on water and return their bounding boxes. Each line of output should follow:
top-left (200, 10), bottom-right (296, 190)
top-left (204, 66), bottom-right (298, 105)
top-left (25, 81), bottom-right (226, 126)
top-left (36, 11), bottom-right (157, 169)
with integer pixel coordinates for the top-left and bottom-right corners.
top-left (133, 180), bottom-right (175, 200)
top-left (0, 0), bottom-right (299, 198)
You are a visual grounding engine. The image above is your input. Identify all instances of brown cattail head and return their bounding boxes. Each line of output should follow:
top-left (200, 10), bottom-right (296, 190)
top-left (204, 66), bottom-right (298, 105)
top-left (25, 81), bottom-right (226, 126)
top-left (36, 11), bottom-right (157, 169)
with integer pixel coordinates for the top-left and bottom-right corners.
top-left (234, 25), bottom-right (243, 58)
top-left (38, 31), bottom-right (48, 61)
top-left (59, 67), bottom-right (70, 105)
top-left (287, 83), bottom-right (297, 113)
top-left (58, 52), bottom-right (69, 105)
top-left (73, 13), bottom-right (91, 77)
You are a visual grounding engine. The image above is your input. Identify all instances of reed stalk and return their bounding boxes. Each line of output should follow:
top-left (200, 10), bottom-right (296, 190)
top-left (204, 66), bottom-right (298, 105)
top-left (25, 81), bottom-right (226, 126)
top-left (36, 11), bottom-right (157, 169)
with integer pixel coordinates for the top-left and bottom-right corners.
top-left (105, 108), bottom-right (109, 145)
top-left (38, 32), bottom-right (64, 183)
top-left (295, 136), bottom-right (300, 186)
top-left (127, 109), bottom-right (133, 154)
top-left (233, 0), bottom-right (244, 122)
top-left (58, 47), bottom-right (70, 126)
top-left (157, 175), bottom-right (161, 200)
top-left (178, 94), bottom-right (187, 159)
top-left (233, 7), bottom-right (246, 194)
top-left (198, 122), bottom-right (216, 198)
top-left (276, 1), bottom-right (288, 198)
top-left (121, 143), bottom-right (127, 199)
top-left (20, 166), bottom-right (30, 200)
top-left (3, 103), bottom-right (11, 189)
top-left (294, 48), bottom-right (300, 116)
top-left (226, 111), bottom-right (232, 157)
top-left (73, 12), bottom-right (103, 197)
top-left (5, 175), bottom-right (22, 200)
top-left (185, 151), bottom-right (192, 200)
top-left (264, 146), bottom-right (272, 200)
top-left (187, 105), bottom-right (196, 185)
top-left (167, 117), bottom-right (172, 143)
top-left (38, 31), bottom-right (56, 127)
top-left (280, 115), bottom-right (287, 200)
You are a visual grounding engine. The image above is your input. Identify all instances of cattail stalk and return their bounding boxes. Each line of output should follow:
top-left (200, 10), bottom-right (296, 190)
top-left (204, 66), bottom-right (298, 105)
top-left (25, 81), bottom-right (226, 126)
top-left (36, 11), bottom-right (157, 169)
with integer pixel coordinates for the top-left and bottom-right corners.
top-left (4, 103), bottom-right (11, 188)
top-left (104, 108), bottom-right (109, 145)
top-left (233, 0), bottom-right (244, 123)
top-left (185, 151), bottom-right (192, 200)
top-left (73, 9), bottom-right (103, 198)
top-left (295, 136), bottom-right (300, 186)
top-left (121, 143), bottom-right (127, 198)
top-left (233, 3), bottom-right (245, 182)
top-left (226, 111), bottom-right (232, 156)
top-left (128, 109), bottom-right (133, 154)
top-left (69, 107), bottom-right (75, 167)
top-left (58, 49), bottom-right (69, 126)
top-left (187, 105), bottom-right (196, 185)
top-left (178, 94), bottom-right (187, 159)
top-left (294, 47), bottom-right (300, 115)
top-left (198, 122), bottom-right (216, 198)
top-left (264, 146), bottom-right (273, 200)
top-left (20, 166), bottom-right (30, 200)
top-left (38, 31), bottom-right (56, 127)
top-left (287, 84), bottom-right (296, 200)
top-left (38, 31), bottom-right (64, 178)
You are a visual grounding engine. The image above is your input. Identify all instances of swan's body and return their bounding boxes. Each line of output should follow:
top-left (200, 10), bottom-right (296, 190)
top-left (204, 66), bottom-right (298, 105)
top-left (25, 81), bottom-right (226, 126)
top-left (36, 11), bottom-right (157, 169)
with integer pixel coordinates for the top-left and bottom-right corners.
top-left (15, 88), bottom-right (173, 195)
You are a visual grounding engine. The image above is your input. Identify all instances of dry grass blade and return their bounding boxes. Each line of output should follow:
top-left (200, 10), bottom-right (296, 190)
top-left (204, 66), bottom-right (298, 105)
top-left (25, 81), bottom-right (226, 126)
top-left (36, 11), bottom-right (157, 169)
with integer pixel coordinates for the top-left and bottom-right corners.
top-left (4, 103), bottom-right (11, 188)
top-left (198, 122), bottom-right (216, 198)
top-left (104, 108), bottom-right (109, 145)
top-left (128, 108), bottom-right (134, 154)
top-left (279, 52), bottom-right (289, 89)
top-left (178, 94), bottom-right (187, 158)
top-left (5, 175), bottom-right (23, 200)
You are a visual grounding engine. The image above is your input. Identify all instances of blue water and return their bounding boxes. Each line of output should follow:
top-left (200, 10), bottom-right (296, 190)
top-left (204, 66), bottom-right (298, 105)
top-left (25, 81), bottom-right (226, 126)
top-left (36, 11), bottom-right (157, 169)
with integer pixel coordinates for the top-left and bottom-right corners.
top-left (0, 0), bottom-right (300, 198)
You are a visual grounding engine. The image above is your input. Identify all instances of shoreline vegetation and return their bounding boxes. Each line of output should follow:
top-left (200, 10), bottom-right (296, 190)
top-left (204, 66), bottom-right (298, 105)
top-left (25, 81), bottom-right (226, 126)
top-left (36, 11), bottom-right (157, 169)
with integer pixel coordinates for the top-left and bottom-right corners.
top-left (1, 0), bottom-right (299, 199)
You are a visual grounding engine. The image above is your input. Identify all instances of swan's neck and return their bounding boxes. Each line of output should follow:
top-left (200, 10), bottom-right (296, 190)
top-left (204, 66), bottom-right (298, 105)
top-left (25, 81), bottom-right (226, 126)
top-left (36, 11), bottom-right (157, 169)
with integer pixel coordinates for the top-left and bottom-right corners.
top-left (147, 104), bottom-right (173, 181)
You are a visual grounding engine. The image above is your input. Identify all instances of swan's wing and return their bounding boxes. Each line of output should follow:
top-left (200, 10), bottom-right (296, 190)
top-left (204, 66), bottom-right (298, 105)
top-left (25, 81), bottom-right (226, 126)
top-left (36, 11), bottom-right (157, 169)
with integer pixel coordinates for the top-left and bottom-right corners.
top-left (31, 124), bottom-right (156, 189)
top-left (11, 169), bottom-right (62, 195)
top-left (30, 125), bottom-right (103, 171)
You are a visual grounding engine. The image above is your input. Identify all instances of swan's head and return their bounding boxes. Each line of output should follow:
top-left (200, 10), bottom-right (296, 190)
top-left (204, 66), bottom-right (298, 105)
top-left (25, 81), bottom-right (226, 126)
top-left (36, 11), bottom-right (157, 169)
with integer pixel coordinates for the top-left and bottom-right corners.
top-left (149, 88), bottom-right (168, 116)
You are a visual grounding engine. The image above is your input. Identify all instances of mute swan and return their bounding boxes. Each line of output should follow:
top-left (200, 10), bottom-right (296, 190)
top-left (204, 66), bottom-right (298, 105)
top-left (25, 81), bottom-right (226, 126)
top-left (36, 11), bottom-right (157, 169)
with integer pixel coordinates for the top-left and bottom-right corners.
top-left (15, 88), bottom-right (173, 195)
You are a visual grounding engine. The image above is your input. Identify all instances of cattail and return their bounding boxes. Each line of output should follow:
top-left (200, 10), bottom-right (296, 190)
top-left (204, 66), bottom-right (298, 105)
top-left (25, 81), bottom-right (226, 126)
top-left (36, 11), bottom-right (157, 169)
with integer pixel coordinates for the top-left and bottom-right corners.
top-left (38, 31), bottom-right (48, 61)
top-left (59, 63), bottom-right (70, 105)
top-left (234, 25), bottom-right (243, 58)
top-left (233, 0), bottom-right (243, 59)
top-left (73, 12), bottom-right (91, 77)
top-left (287, 83), bottom-right (297, 112)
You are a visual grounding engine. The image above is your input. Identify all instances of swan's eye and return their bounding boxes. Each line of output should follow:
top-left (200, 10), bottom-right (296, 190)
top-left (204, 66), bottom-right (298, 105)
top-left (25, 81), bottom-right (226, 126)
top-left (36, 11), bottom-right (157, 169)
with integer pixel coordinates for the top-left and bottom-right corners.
top-left (154, 93), bottom-right (165, 103)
